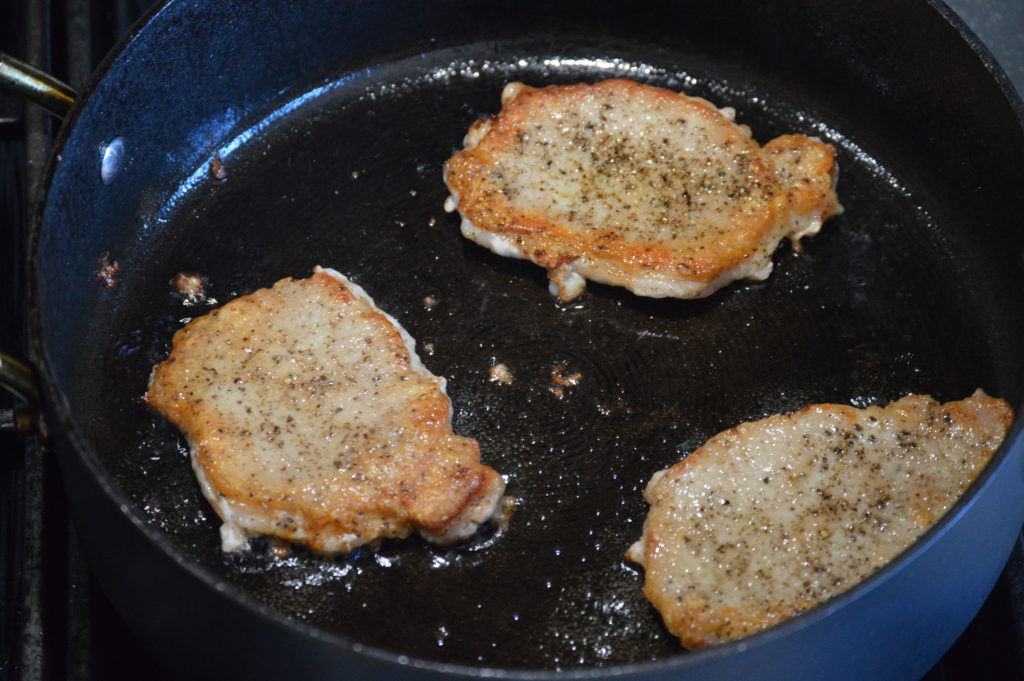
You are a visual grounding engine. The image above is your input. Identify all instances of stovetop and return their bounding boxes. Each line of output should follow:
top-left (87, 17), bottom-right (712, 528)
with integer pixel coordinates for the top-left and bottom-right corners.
top-left (1, 1), bottom-right (1023, 679)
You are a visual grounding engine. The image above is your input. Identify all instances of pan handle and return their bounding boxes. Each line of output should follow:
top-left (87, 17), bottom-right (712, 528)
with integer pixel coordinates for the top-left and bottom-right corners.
top-left (0, 351), bottom-right (44, 436)
top-left (0, 52), bottom-right (69, 436)
top-left (0, 52), bottom-right (77, 118)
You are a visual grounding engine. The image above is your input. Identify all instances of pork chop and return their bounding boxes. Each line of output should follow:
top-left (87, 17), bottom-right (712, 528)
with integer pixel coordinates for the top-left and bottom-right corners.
top-left (146, 267), bottom-right (506, 554)
top-left (443, 79), bottom-right (842, 302)
top-left (626, 390), bottom-right (1013, 649)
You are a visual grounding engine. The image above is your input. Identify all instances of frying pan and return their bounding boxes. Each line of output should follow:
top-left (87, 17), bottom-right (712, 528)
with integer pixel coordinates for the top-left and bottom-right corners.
top-left (2, 0), bottom-right (1024, 679)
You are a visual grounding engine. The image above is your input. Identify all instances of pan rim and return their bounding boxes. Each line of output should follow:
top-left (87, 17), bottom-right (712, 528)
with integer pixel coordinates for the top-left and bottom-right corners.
top-left (23, 0), bottom-right (1024, 676)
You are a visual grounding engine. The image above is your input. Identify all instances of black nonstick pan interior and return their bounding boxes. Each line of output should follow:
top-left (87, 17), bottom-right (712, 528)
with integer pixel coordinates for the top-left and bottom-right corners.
top-left (61, 28), bottom-right (1022, 671)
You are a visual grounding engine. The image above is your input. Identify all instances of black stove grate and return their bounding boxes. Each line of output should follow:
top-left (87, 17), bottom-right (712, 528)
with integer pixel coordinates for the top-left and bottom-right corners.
top-left (1, 1), bottom-right (1022, 679)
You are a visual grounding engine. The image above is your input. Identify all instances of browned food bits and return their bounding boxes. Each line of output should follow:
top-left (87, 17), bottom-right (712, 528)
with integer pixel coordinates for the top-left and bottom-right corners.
top-left (209, 152), bottom-right (227, 181)
top-left (549, 361), bottom-right (582, 387)
top-left (172, 272), bottom-right (209, 305)
top-left (97, 253), bottom-right (120, 289)
top-left (488, 362), bottom-right (514, 385)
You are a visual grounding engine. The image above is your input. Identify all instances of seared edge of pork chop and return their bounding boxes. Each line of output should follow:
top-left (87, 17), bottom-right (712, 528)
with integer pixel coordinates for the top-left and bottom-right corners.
top-left (626, 390), bottom-right (1013, 649)
top-left (443, 79), bottom-right (842, 302)
top-left (146, 267), bottom-right (506, 553)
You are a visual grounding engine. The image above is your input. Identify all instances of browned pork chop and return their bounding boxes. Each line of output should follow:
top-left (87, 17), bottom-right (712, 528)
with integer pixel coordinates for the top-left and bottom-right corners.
top-left (444, 79), bottom-right (842, 302)
top-left (146, 267), bottom-right (506, 553)
top-left (626, 390), bottom-right (1013, 649)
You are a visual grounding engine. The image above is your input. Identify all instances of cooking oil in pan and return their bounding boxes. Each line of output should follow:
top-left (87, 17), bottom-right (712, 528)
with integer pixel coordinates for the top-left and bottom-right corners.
top-left (85, 41), bottom-right (999, 670)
